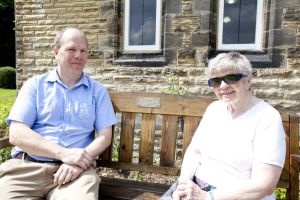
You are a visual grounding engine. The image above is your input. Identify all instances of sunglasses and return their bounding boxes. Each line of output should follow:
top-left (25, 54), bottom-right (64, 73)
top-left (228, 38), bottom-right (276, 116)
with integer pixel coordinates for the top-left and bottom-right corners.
top-left (208, 73), bottom-right (247, 87)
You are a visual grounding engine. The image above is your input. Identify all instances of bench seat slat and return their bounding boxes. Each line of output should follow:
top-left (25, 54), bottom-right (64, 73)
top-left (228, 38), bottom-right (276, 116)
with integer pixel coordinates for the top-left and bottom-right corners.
top-left (99, 177), bottom-right (169, 200)
top-left (97, 161), bottom-right (180, 176)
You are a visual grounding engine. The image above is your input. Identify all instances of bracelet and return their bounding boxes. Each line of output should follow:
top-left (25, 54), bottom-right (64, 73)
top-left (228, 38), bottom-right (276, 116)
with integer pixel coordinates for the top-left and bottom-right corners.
top-left (206, 191), bottom-right (215, 200)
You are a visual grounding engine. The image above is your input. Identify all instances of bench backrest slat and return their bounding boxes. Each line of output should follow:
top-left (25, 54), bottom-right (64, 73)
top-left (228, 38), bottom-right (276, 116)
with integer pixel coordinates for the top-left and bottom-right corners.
top-left (109, 92), bottom-right (213, 116)
top-left (182, 116), bottom-right (201, 155)
top-left (160, 115), bottom-right (178, 167)
top-left (119, 112), bottom-right (135, 163)
top-left (139, 113), bottom-right (156, 165)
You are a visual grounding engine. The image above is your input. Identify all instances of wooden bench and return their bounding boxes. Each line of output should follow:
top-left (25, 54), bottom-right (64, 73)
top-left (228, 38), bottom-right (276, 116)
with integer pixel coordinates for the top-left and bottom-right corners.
top-left (0, 92), bottom-right (299, 199)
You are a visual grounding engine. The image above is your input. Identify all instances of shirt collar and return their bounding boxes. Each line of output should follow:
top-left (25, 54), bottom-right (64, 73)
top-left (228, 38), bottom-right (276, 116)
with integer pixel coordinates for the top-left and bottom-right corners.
top-left (46, 69), bottom-right (89, 88)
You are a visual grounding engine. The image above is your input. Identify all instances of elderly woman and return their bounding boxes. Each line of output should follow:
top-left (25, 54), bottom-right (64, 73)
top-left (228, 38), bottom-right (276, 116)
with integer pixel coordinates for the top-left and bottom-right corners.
top-left (161, 52), bottom-right (286, 200)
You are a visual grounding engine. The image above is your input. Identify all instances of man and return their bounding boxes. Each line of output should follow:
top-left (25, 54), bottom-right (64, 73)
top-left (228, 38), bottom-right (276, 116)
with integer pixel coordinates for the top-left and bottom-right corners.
top-left (0, 28), bottom-right (117, 200)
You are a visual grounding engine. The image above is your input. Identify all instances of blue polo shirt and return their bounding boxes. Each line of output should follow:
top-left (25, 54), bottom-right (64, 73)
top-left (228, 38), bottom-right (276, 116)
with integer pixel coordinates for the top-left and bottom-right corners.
top-left (7, 69), bottom-right (117, 162)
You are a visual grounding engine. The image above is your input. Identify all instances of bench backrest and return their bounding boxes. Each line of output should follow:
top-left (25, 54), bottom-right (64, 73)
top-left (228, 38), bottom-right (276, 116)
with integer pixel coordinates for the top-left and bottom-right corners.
top-left (99, 92), bottom-right (213, 175)
top-left (98, 92), bottom-right (299, 187)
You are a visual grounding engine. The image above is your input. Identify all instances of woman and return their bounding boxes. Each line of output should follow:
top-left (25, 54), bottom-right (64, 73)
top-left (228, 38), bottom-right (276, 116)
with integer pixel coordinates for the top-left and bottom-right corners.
top-left (161, 52), bottom-right (286, 200)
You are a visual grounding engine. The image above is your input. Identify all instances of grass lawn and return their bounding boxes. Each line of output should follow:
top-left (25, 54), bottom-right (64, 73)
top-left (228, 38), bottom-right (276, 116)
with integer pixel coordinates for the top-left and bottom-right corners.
top-left (0, 88), bottom-right (16, 98)
top-left (0, 88), bottom-right (16, 128)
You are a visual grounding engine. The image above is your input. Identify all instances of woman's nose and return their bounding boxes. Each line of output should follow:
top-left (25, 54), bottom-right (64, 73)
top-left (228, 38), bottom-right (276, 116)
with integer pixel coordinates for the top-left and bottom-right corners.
top-left (219, 80), bottom-right (229, 88)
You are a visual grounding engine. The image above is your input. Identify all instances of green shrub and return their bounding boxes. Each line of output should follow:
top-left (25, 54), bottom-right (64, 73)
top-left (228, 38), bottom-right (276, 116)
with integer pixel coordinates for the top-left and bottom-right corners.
top-left (0, 66), bottom-right (16, 89)
top-left (161, 75), bottom-right (189, 95)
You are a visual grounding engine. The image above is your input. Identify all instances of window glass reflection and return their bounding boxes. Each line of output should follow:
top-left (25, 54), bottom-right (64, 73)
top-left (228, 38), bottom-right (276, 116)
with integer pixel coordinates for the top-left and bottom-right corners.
top-left (129, 0), bottom-right (156, 45)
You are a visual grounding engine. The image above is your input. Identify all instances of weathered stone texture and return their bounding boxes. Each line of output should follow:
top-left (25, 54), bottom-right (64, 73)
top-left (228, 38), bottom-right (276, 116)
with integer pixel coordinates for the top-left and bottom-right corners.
top-left (253, 88), bottom-right (284, 99)
top-left (14, 0), bottom-right (300, 116)
top-left (171, 15), bottom-right (201, 32)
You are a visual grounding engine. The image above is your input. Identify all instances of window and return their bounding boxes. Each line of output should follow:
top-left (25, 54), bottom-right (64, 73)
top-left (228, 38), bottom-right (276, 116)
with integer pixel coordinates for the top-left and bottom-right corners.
top-left (217, 0), bottom-right (263, 50)
top-left (124, 0), bottom-right (162, 52)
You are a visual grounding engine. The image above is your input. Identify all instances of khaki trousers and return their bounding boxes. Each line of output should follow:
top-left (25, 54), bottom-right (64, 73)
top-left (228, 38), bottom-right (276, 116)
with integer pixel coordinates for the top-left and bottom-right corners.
top-left (0, 159), bottom-right (100, 200)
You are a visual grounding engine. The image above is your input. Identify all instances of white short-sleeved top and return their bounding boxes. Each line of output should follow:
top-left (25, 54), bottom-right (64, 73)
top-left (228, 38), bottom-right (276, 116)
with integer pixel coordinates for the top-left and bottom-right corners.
top-left (193, 100), bottom-right (286, 200)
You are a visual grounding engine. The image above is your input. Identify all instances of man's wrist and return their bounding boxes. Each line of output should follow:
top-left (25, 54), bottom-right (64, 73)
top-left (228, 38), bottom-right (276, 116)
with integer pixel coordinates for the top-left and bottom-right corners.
top-left (206, 191), bottom-right (215, 200)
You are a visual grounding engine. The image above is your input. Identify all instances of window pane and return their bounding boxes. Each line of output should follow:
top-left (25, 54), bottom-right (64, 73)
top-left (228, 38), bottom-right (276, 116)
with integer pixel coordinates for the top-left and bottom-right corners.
top-left (129, 0), bottom-right (143, 45)
top-left (143, 0), bottom-right (156, 45)
top-left (239, 0), bottom-right (257, 43)
top-left (129, 0), bottom-right (156, 45)
top-left (222, 0), bottom-right (257, 44)
top-left (222, 0), bottom-right (240, 44)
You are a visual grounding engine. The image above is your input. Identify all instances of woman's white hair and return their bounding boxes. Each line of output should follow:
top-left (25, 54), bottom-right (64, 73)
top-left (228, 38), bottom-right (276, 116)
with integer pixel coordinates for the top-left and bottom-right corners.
top-left (206, 52), bottom-right (253, 78)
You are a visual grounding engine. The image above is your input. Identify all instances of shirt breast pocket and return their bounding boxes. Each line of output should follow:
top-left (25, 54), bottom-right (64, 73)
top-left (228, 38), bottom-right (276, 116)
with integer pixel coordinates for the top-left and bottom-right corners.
top-left (74, 101), bottom-right (95, 128)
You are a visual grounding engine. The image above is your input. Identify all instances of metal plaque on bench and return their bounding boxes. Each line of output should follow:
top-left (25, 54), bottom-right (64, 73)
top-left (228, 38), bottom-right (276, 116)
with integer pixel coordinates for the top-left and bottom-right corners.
top-left (136, 97), bottom-right (161, 108)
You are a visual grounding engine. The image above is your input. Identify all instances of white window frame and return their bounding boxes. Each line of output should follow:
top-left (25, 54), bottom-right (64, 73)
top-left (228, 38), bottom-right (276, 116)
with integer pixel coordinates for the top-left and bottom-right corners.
top-left (217, 0), bottom-right (264, 51)
top-left (124, 0), bottom-right (162, 52)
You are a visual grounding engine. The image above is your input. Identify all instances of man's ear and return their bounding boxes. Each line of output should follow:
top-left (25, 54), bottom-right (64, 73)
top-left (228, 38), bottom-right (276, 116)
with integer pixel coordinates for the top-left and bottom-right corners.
top-left (53, 47), bottom-right (59, 56)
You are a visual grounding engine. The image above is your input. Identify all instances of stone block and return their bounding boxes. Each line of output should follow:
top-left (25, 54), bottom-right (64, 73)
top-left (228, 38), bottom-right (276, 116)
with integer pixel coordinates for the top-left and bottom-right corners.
top-left (178, 48), bottom-right (195, 65)
top-left (287, 58), bottom-right (300, 68)
top-left (273, 29), bottom-right (296, 47)
top-left (134, 76), bottom-right (163, 84)
top-left (179, 77), bottom-right (194, 85)
top-left (270, 99), bottom-right (300, 113)
top-left (144, 68), bottom-right (163, 76)
top-left (192, 32), bottom-right (209, 47)
top-left (201, 13), bottom-right (211, 31)
top-left (287, 48), bottom-right (300, 58)
top-left (269, 8), bottom-right (283, 30)
top-left (253, 88), bottom-right (284, 99)
top-left (284, 90), bottom-right (300, 100)
top-left (188, 68), bottom-right (205, 76)
top-left (275, 0), bottom-right (298, 9)
top-left (114, 76), bottom-right (134, 83)
top-left (182, 2), bottom-right (192, 14)
top-left (166, 0), bottom-right (181, 14)
top-left (279, 78), bottom-right (300, 89)
top-left (98, 35), bottom-right (117, 48)
top-left (163, 67), bottom-right (188, 76)
top-left (283, 8), bottom-right (300, 22)
top-left (99, 1), bottom-right (115, 18)
top-left (164, 49), bottom-right (177, 64)
top-left (95, 76), bottom-right (114, 84)
top-left (192, 0), bottom-right (211, 12)
top-left (35, 59), bottom-right (53, 66)
top-left (119, 68), bottom-right (143, 75)
top-left (195, 76), bottom-right (208, 85)
top-left (118, 85), bottom-right (146, 92)
top-left (165, 33), bottom-right (183, 48)
top-left (172, 15), bottom-right (201, 32)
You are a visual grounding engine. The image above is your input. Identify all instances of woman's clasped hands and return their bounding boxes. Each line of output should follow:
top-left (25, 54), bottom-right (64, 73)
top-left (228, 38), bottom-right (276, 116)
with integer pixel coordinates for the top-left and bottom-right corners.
top-left (172, 179), bottom-right (208, 200)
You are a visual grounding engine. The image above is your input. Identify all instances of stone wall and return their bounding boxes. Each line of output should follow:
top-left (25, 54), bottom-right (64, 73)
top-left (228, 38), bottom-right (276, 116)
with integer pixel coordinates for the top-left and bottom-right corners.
top-left (15, 0), bottom-right (300, 118)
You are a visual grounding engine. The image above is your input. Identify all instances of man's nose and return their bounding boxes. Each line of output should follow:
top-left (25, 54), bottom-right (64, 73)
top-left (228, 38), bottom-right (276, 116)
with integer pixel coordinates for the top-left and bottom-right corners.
top-left (74, 51), bottom-right (82, 58)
